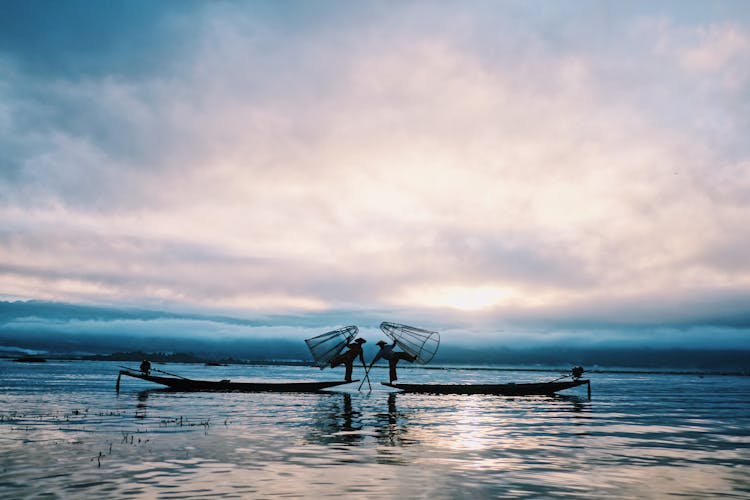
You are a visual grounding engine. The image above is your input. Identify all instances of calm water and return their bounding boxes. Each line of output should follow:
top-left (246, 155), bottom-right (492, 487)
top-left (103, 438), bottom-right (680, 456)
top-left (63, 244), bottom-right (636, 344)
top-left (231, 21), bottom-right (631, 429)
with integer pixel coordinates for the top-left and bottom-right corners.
top-left (1, 360), bottom-right (748, 498)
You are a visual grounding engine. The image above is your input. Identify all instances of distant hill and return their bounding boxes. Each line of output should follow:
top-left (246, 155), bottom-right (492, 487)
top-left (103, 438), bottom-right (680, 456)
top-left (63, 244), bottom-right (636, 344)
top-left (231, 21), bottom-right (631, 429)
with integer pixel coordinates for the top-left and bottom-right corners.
top-left (1, 300), bottom-right (748, 371)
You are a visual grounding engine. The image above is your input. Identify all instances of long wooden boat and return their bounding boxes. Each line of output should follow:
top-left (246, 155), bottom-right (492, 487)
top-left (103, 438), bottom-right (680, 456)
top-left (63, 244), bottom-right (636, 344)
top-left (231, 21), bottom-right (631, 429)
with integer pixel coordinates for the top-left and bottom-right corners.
top-left (117, 369), bottom-right (355, 393)
top-left (382, 378), bottom-right (590, 396)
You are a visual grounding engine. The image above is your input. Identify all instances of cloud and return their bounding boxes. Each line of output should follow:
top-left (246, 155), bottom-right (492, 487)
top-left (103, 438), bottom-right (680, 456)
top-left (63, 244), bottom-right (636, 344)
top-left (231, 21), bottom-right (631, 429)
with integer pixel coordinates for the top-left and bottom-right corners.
top-left (673, 23), bottom-right (750, 75)
top-left (1, 300), bottom-right (748, 361)
top-left (0, 1), bottom-right (749, 346)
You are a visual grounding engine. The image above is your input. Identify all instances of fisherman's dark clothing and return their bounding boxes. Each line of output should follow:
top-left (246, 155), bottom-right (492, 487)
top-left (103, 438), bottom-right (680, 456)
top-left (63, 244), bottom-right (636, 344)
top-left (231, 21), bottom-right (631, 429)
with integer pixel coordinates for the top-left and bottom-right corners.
top-left (140, 360), bottom-right (151, 375)
top-left (370, 342), bottom-right (416, 383)
top-left (330, 343), bottom-right (365, 382)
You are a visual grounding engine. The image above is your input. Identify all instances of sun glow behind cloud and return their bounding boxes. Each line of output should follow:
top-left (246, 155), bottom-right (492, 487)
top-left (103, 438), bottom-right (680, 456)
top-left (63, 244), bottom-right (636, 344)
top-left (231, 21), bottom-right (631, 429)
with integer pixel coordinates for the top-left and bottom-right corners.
top-left (399, 286), bottom-right (517, 311)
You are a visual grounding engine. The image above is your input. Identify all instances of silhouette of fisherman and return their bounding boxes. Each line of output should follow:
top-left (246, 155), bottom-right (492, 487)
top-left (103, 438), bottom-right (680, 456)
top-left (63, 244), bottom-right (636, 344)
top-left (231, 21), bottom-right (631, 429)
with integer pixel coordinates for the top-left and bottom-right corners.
top-left (369, 340), bottom-right (416, 383)
top-left (140, 360), bottom-right (151, 375)
top-left (329, 338), bottom-right (366, 382)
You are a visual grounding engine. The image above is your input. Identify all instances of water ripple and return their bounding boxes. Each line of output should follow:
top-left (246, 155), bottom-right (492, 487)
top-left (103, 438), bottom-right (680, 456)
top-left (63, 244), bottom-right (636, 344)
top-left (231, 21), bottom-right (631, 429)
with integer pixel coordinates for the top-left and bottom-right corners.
top-left (1, 361), bottom-right (748, 498)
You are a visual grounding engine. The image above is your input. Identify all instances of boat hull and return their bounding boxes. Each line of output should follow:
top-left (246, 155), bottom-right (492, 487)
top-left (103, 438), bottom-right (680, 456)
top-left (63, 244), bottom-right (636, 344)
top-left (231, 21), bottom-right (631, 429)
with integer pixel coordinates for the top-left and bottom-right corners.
top-left (118, 370), bottom-right (354, 393)
top-left (382, 379), bottom-right (590, 396)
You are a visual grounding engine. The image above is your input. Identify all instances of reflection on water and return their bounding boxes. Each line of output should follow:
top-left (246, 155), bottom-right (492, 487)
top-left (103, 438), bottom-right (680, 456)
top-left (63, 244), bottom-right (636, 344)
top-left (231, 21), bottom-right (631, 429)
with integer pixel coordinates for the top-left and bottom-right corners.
top-left (306, 392), bottom-right (364, 446)
top-left (0, 361), bottom-right (748, 498)
top-left (135, 390), bottom-right (149, 419)
top-left (374, 393), bottom-right (415, 458)
top-left (555, 394), bottom-right (590, 413)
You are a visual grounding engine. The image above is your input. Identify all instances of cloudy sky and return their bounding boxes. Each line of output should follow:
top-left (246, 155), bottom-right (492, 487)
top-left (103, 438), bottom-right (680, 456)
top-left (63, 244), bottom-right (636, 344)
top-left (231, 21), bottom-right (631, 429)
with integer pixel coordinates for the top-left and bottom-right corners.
top-left (1, 1), bottom-right (749, 347)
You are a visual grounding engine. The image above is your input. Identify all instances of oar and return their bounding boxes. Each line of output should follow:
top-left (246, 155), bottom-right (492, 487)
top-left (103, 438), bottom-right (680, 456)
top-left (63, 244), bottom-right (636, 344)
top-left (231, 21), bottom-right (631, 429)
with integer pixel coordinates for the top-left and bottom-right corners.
top-left (117, 364), bottom-right (191, 379)
top-left (364, 361), bottom-right (372, 391)
top-left (550, 370), bottom-right (575, 382)
top-left (358, 363), bottom-right (373, 391)
top-left (151, 367), bottom-right (191, 379)
top-left (357, 369), bottom-right (368, 391)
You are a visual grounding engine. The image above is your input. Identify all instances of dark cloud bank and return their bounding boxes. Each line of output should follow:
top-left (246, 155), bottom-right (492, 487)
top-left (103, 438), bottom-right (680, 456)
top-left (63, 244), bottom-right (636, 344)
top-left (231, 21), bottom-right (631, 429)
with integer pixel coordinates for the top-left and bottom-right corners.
top-left (1, 301), bottom-right (748, 371)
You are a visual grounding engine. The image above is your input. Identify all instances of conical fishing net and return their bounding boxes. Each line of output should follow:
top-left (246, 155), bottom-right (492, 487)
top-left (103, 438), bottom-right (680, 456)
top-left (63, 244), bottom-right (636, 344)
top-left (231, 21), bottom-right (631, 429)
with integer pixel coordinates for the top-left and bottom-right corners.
top-left (380, 322), bottom-right (440, 364)
top-left (305, 325), bottom-right (359, 369)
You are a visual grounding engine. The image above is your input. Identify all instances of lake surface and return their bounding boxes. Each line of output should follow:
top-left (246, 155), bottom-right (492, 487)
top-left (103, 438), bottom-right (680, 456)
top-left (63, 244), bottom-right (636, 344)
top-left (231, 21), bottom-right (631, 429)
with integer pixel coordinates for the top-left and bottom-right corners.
top-left (1, 360), bottom-right (748, 498)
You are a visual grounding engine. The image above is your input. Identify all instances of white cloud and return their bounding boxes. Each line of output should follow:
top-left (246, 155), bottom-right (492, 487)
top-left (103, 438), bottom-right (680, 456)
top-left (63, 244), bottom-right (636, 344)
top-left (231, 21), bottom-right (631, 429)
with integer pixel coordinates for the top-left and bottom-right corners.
top-left (679, 25), bottom-right (750, 74)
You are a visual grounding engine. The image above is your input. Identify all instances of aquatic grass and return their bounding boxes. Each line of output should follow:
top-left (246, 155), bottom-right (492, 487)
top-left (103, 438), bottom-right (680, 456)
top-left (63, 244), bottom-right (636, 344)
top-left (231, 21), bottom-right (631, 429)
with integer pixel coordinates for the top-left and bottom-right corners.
top-left (158, 416), bottom-right (211, 428)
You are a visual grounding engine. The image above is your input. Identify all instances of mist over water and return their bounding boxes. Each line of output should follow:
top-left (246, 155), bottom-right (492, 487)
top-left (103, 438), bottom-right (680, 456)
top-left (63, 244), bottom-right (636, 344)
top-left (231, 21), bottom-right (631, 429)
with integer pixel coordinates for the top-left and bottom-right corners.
top-left (1, 360), bottom-right (748, 498)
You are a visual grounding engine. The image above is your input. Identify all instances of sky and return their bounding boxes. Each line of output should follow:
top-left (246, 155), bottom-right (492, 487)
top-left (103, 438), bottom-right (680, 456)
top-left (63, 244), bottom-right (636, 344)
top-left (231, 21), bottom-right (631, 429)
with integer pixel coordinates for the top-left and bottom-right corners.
top-left (1, 1), bottom-right (750, 350)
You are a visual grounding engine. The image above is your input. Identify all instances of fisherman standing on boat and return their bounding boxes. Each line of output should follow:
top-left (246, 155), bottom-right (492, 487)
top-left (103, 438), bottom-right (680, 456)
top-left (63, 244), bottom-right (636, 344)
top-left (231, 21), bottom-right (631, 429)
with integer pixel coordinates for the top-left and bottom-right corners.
top-left (329, 338), bottom-right (366, 382)
top-left (369, 340), bottom-right (416, 383)
top-left (140, 360), bottom-right (151, 375)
